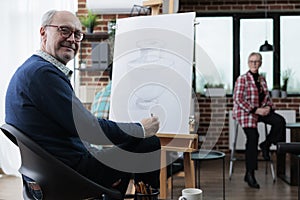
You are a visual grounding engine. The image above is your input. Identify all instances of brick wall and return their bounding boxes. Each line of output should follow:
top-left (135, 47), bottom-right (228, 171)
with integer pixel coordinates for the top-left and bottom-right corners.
top-left (76, 0), bottom-right (300, 151)
top-left (179, 0), bottom-right (300, 12)
top-left (77, 0), bottom-right (300, 88)
top-left (77, 0), bottom-right (131, 89)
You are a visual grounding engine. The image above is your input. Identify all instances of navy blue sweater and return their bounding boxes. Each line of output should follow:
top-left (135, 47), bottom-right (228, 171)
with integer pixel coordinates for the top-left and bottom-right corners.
top-left (5, 55), bottom-right (143, 169)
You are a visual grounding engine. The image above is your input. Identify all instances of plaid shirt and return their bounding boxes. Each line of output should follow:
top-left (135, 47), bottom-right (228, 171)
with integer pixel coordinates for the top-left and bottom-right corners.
top-left (232, 71), bottom-right (273, 128)
top-left (91, 82), bottom-right (111, 119)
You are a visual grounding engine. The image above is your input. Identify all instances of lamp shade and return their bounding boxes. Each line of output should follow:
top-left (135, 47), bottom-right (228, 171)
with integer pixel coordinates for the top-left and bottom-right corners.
top-left (259, 40), bottom-right (274, 52)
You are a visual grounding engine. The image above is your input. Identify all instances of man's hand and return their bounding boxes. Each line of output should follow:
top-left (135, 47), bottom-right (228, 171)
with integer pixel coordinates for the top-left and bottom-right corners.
top-left (141, 116), bottom-right (160, 137)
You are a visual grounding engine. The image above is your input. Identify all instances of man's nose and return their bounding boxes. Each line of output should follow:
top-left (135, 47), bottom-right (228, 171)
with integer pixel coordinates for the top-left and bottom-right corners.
top-left (67, 33), bottom-right (76, 42)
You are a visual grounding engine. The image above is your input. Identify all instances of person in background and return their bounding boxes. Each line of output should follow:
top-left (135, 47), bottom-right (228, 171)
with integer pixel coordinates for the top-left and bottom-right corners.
top-left (91, 63), bottom-right (113, 119)
top-left (232, 52), bottom-right (286, 189)
top-left (5, 10), bottom-right (161, 199)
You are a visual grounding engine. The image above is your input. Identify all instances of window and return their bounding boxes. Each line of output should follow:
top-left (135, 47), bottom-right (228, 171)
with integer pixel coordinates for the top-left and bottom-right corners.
top-left (195, 17), bottom-right (233, 94)
top-left (193, 12), bottom-right (300, 96)
top-left (280, 16), bottom-right (300, 94)
top-left (240, 18), bottom-right (273, 90)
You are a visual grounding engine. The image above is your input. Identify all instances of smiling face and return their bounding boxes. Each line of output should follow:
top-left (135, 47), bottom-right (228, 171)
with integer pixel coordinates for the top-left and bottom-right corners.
top-left (248, 53), bottom-right (262, 74)
top-left (40, 11), bottom-right (82, 65)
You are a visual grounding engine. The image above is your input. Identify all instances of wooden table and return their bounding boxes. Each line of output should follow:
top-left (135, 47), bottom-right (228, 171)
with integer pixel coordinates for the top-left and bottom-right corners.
top-left (277, 123), bottom-right (300, 185)
top-left (157, 133), bottom-right (198, 199)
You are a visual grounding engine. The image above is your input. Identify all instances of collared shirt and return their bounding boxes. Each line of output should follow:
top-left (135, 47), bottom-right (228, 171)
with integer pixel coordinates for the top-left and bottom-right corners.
top-left (35, 50), bottom-right (73, 78)
top-left (91, 81), bottom-right (111, 119)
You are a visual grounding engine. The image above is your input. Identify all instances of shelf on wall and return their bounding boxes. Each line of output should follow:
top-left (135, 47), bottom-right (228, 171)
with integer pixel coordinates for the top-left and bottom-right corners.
top-left (83, 32), bottom-right (109, 41)
top-left (79, 32), bottom-right (110, 72)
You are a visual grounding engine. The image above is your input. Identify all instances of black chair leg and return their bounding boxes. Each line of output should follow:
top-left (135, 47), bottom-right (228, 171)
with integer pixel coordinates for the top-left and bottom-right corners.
top-left (22, 179), bottom-right (35, 200)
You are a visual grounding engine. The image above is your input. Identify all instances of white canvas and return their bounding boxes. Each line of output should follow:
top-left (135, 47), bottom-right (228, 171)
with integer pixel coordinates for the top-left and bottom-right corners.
top-left (109, 12), bottom-right (195, 134)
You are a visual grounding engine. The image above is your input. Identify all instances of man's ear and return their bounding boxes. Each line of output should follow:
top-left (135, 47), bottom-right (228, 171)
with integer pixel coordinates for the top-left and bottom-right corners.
top-left (40, 27), bottom-right (47, 45)
top-left (40, 26), bottom-right (46, 36)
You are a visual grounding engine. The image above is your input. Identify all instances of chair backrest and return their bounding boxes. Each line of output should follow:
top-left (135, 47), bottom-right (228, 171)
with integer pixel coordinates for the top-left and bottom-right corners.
top-left (0, 123), bottom-right (122, 200)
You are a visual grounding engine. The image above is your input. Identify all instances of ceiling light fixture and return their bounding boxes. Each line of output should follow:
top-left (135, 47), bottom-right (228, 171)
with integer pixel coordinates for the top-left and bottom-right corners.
top-left (259, 0), bottom-right (273, 52)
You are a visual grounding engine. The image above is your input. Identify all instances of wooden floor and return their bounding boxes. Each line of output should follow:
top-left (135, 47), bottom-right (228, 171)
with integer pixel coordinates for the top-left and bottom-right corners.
top-left (0, 154), bottom-right (298, 200)
top-left (171, 154), bottom-right (298, 200)
top-left (0, 174), bottom-right (22, 200)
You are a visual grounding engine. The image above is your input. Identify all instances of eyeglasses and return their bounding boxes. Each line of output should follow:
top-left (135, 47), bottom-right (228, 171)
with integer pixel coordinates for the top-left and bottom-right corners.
top-left (248, 60), bottom-right (261, 64)
top-left (45, 25), bottom-right (84, 42)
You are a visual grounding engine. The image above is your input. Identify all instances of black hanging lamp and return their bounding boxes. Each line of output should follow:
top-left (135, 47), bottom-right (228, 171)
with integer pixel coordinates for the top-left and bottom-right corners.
top-left (259, 40), bottom-right (273, 51)
top-left (259, 0), bottom-right (274, 52)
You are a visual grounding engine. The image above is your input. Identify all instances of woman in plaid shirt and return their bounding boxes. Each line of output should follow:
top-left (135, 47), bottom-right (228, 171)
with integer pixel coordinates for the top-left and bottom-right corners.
top-left (233, 52), bottom-right (286, 189)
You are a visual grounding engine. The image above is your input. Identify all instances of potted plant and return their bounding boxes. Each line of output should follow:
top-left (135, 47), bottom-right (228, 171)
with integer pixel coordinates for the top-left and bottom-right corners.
top-left (281, 68), bottom-right (293, 98)
top-left (271, 84), bottom-right (281, 98)
top-left (204, 83), bottom-right (226, 97)
top-left (80, 10), bottom-right (98, 33)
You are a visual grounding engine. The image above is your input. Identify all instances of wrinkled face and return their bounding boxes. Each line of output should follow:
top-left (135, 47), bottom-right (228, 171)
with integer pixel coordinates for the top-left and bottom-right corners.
top-left (248, 54), bottom-right (262, 73)
top-left (40, 11), bottom-right (82, 65)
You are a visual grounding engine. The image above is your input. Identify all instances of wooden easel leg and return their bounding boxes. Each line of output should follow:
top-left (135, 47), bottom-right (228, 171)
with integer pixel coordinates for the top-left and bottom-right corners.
top-left (168, 0), bottom-right (174, 14)
top-left (151, 5), bottom-right (160, 15)
top-left (160, 149), bottom-right (167, 199)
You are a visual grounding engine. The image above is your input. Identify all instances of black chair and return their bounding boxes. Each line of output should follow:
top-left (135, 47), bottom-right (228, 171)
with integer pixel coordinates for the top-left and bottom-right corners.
top-left (277, 142), bottom-right (300, 200)
top-left (0, 123), bottom-right (122, 200)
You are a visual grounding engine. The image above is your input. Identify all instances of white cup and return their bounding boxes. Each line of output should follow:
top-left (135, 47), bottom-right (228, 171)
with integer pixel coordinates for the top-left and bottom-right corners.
top-left (178, 188), bottom-right (203, 200)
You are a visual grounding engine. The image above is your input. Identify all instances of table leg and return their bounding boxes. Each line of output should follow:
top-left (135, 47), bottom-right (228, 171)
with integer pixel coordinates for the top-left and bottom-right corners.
top-left (277, 127), bottom-right (287, 182)
top-left (291, 128), bottom-right (300, 185)
top-left (183, 152), bottom-right (195, 188)
top-left (159, 149), bottom-right (167, 199)
top-left (223, 157), bottom-right (225, 200)
top-left (195, 160), bottom-right (200, 188)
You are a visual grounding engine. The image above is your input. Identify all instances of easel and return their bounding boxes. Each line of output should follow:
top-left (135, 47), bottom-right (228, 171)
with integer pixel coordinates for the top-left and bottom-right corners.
top-left (140, 1), bottom-right (198, 198)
